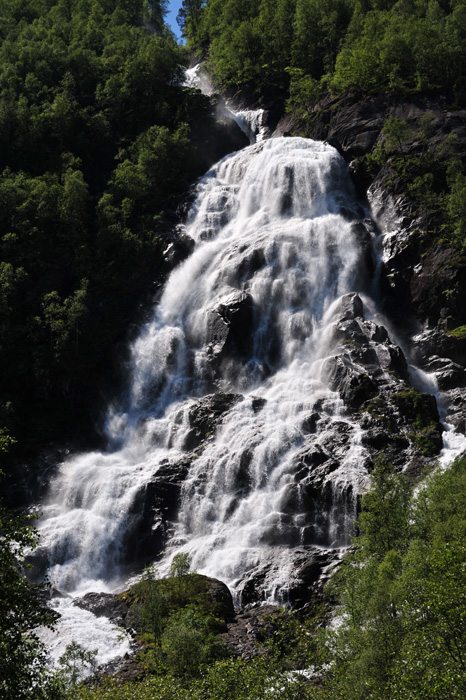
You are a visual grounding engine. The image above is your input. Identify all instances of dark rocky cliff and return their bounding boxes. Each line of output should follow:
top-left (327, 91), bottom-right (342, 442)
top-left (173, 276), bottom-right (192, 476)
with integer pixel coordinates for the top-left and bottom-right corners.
top-left (272, 91), bottom-right (466, 438)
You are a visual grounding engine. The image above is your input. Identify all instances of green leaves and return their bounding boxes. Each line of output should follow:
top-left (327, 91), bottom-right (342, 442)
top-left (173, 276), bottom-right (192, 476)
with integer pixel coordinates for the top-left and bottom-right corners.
top-left (0, 494), bottom-right (59, 699)
top-left (325, 455), bottom-right (466, 700)
top-left (57, 640), bottom-right (98, 689)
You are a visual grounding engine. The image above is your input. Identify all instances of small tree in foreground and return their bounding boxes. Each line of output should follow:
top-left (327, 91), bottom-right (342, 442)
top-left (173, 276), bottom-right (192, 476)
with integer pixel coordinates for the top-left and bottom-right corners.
top-left (57, 641), bottom-right (98, 689)
top-left (0, 471), bottom-right (60, 698)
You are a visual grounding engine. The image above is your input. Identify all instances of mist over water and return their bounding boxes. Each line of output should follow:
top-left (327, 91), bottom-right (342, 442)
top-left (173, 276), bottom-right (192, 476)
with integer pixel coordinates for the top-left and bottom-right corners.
top-left (39, 138), bottom-right (375, 602)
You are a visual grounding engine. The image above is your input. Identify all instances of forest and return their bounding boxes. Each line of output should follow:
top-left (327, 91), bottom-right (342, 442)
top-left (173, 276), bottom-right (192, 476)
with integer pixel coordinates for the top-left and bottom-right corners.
top-left (1, 0), bottom-right (466, 698)
top-left (180, 0), bottom-right (466, 101)
top-left (0, 0), bottom-right (235, 458)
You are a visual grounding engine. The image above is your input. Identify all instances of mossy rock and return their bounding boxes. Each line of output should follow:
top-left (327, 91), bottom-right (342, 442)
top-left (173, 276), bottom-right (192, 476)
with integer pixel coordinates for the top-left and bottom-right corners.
top-left (345, 373), bottom-right (378, 409)
top-left (409, 427), bottom-right (443, 457)
top-left (392, 388), bottom-right (440, 429)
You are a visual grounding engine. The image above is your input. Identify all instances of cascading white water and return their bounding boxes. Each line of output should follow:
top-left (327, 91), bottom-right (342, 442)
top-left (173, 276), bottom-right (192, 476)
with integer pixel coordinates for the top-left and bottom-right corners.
top-left (39, 138), bottom-right (371, 601)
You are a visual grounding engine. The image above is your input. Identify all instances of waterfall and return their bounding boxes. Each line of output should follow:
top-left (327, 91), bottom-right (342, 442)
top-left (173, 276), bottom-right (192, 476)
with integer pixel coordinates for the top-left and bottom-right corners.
top-left (38, 136), bottom-right (383, 654)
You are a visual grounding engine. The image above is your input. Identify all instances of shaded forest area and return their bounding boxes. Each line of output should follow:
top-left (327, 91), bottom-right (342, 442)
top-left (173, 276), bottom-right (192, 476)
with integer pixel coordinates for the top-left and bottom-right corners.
top-left (0, 0), bottom-right (238, 461)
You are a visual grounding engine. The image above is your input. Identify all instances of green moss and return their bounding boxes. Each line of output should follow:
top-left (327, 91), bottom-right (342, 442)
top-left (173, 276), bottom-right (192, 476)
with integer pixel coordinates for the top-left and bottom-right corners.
top-left (408, 430), bottom-right (440, 457)
top-left (364, 397), bottom-right (395, 432)
top-left (392, 388), bottom-right (438, 429)
top-left (447, 325), bottom-right (466, 339)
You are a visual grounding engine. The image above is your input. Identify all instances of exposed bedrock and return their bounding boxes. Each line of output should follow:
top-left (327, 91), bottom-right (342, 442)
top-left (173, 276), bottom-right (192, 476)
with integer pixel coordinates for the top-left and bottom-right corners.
top-left (206, 289), bottom-right (256, 365)
top-left (289, 90), bottom-right (466, 434)
top-left (122, 291), bottom-right (445, 603)
top-left (234, 547), bottom-right (341, 611)
top-left (294, 91), bottom-right (466, 330)
top-left (125, 392), bottom-right (243, 565)
top-left (321, 293), bottom-right (443, 462)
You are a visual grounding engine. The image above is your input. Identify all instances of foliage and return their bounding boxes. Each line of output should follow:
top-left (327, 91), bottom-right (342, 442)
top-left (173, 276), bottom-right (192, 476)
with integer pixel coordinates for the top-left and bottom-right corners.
top-left (0, 0), bottom-right (226, 453)
top-left (447, 324), bottom-right (466, 338)
top-left (126, 567), bottom-right (228, 679)
top-left (446, 172), bottom-right (466, 252)
top-left (57, 640), bottom-right (98, 689)
top-left (181, 0), bottom-right (466, 104)
top-left (0, 470), bottom-right (60, 699)
top-left (72, 654), bottom-right (318, 699)
top-left (133, 567), bottom-right (169, 646)
top-left (380, 114), bottom-right (411, 154)
top-left (169, 552), bottom-right (191, 577)
top-left (322, 454), bottom-right (466, 700)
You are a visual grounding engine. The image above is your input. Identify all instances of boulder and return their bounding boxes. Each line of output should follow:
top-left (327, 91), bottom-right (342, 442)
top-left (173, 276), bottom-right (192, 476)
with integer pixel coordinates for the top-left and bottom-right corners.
top-left (220, 604), bottom-right (284, 659)
top-left (206, 290), bottom-right (255, 361)
top-left (73, 592), bottom-right (130, 629)
top-left (183, 392), bottom-right (242, 451)
top-left (206, 576), bottom-right (235, 621)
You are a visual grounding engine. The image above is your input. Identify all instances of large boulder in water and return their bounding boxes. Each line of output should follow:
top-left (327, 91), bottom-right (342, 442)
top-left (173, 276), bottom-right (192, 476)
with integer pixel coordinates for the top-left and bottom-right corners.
top-left (206, 290), bottom-right (255, 361)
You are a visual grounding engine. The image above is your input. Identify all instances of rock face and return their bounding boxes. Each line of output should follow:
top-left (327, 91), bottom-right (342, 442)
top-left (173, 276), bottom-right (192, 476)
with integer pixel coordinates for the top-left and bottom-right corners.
top-left (124, 392), bottom-right (243, 564)
top-left (74, 592), bottom-right (131, 629)
top-left (220, 604), bottom-right (284, 659)
top-left (206, 290), bottom-right (256, 371)
top-left (302, 90), bottom-right (466, 437)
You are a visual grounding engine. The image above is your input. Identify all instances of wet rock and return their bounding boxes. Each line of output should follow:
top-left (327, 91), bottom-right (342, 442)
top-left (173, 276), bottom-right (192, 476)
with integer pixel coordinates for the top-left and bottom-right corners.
top-left (183, 392), bottom-right (242, 451)
top-left (422, 356), bottom-right (466, 391)
top-left (295, 444), bottom-right (328, 469)
top-left (126, 393), bottom-right (244, 563)
top-left (361, 428), bottom-right (392, 449)
top-left (272, 113), bottom-right (298, 138)
top-left (73, 592), bottom-right (130, 628)
top-left (207, 290), bottom-right (255, 361)
top-left (234, 547), bottom-right (340, 611)
top-left (329, 292), bottom-right (364, 321)
top-left (443, 388), bottom-right (466, 433)
top-left (25, 547), bottom-right (50, 584)
top-left (251, 396), bottom-right (266, 413)
top-left (323, 355), bottom-right (379, 409)
top-left (301, 412), bottom-right (320, 434)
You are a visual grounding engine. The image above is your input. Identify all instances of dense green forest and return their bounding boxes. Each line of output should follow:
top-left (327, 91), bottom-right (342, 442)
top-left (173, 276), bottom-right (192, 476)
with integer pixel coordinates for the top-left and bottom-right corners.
top-left (0, 0), bottom-right (234, 459)
top-left (179, 0), bottom-right (466, 102)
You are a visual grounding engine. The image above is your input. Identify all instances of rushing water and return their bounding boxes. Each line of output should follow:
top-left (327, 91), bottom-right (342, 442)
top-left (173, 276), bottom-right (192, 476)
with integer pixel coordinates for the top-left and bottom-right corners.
top-left (37, 132), bottom-right (466, 663)
top-left (40, 137), bottom-right (371, 600)
top-left (45, 134), bottom-right (466, 664)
